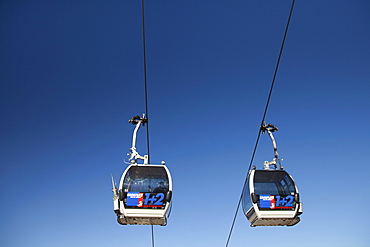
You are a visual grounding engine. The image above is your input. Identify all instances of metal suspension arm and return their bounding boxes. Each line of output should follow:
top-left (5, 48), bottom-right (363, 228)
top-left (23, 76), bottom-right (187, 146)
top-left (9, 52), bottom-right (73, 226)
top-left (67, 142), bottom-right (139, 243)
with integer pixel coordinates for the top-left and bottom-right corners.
top-left (128, 114), bottom-right (148, 164)
top-left (261, 123), bottom-right (282, 170)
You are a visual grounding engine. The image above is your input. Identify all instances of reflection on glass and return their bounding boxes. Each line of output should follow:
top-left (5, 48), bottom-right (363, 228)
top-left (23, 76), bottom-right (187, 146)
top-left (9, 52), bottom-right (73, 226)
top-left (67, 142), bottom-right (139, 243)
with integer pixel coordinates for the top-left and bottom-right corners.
top-left (123, 166), bottom-right (169, 193)
top-left (254, 171), bottom-right (296, 196)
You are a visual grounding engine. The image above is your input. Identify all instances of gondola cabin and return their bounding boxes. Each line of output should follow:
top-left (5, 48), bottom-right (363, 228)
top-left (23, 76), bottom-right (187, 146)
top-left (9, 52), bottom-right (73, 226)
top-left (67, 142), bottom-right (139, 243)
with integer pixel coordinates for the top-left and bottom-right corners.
top-left (242, 169), bottom-right (302, 227)
top-left (113, 164), bottom-right (172, 226)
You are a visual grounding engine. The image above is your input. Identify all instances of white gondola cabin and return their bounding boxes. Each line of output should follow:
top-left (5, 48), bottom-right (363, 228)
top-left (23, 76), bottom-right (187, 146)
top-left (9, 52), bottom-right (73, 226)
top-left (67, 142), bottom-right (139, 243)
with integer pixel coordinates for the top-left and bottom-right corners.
top-left (112, 115), bottom-right (173, 226)
top-left (114, 164), bottom-right (172, 225)
top-left (242, 123), bottom-right (303, 227)
top-left (242, 169), bottom-right (302, 226)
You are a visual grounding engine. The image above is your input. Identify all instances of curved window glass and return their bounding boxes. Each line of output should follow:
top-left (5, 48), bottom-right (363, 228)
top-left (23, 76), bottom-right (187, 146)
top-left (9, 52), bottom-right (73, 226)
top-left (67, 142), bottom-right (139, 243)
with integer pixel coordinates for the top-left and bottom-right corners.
top-left (123, 166), bottom-right (169, 193)
top-left (242, 175), bottom-right (253, 213)
top-left (254, 170), bottom-right (295, 195)
top-left (123, 166), bottom-right (169, 209)
top-left (254, 170), bottom-right (296, 210)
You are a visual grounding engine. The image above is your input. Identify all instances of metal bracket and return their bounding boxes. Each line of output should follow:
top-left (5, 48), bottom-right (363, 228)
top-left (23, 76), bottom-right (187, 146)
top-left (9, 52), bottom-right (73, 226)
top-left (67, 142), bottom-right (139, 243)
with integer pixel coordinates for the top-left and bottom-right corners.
top-left (261, 122), bottom-right (283, 170)
top-left (127, 114), bottom-right (149, 165)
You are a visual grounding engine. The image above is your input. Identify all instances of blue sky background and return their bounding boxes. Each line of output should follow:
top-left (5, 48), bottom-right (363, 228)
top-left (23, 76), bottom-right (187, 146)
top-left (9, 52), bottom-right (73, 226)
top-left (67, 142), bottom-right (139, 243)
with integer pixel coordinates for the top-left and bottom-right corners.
top-left (1, 1), bottom-right (369, 246)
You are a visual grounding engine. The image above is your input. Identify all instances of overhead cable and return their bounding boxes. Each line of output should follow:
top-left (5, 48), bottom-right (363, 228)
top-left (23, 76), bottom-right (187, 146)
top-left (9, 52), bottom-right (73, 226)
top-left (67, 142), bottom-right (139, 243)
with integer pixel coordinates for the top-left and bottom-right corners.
top-left (141, 1), bottom-right (155, 246)
top-left (225, 1), bottom-right (296, 246)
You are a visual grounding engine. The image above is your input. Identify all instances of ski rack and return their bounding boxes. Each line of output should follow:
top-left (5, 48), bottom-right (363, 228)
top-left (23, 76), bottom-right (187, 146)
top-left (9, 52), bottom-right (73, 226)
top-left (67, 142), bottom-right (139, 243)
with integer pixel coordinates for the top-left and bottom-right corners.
top-left (260, 122), bottom-right (283, 170)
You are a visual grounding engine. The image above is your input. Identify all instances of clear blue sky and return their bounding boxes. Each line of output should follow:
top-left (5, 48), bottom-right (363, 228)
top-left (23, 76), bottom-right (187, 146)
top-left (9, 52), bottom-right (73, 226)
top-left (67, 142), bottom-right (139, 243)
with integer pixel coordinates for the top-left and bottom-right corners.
top-left (1, 1), bottom-right (369, 246)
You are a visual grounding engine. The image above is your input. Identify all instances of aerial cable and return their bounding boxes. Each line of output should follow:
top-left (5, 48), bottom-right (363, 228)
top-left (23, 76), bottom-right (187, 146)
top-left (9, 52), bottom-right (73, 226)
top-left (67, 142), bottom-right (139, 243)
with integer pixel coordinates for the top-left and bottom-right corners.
top-left (225, 1), bottom-right (296, 246)
top-left (151, 224), bottom-right (155, 247)
top-left (141, 0), bottom-right (155, 246)
top-left (141, 0), bottom-right (150, 163)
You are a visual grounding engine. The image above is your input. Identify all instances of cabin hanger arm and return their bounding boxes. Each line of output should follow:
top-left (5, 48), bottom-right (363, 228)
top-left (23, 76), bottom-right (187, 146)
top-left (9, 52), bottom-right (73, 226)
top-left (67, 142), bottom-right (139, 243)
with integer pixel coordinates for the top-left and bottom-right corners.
top-left (260, 122), bottom-right (283, 170)
top-left (128, 114), bottom-right (149, 165)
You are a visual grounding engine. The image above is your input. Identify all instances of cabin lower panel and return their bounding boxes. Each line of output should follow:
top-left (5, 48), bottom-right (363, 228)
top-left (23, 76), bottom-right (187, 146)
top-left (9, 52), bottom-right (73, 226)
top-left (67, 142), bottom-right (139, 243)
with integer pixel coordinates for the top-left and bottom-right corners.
top-left (251, 217), bottom-right (300, 227)
top-left (117, 215), bottom-right (166, 226)
top-left (246, 207), bottom-right (300, 227)
top-left (116, 207), bottom-right (168, 226)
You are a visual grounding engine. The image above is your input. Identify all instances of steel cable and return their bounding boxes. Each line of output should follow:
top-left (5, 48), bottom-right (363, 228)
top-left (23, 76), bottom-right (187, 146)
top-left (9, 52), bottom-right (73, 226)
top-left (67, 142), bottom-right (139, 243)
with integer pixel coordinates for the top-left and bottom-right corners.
top-left (141, 1), bottom-right (155, 246)
top-left (141, 0), bottom-right (150, 164)
top-left (225, 1), bottom-right (296, 246)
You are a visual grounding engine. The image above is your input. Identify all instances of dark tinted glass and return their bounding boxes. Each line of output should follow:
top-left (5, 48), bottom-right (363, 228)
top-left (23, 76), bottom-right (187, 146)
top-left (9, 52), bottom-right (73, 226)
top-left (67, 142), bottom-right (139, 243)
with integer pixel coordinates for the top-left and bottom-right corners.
top-left (254, 170), bottom-right (296, 196)
top-left (123, 166), bottom-right (169, 193)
